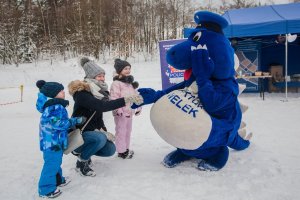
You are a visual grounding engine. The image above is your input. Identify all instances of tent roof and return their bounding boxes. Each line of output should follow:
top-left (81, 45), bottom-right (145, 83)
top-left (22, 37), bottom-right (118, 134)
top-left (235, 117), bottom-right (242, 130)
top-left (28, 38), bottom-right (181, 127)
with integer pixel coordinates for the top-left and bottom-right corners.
top-left (223, 3), bottom-right (300, 38)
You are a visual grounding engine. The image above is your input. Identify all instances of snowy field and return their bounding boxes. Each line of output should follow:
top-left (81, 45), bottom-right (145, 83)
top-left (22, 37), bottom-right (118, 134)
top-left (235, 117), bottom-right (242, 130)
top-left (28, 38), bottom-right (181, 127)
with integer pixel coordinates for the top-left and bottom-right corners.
top-left (0, 58), bottom-right (300, 200)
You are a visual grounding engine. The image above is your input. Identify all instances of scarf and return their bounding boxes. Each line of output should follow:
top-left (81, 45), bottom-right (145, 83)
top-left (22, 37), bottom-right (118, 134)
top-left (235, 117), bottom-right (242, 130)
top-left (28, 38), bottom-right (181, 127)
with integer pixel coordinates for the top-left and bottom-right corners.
top-left (84, 78), bottom-right (109, 101)
top-left (113, 75), bottom-right (139, 89)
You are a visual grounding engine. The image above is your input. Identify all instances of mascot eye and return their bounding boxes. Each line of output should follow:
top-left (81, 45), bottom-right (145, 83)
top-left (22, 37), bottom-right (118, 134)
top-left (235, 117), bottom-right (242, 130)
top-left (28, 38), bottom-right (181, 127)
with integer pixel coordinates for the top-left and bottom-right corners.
top-left (193, 32), bottom-right (202, 42)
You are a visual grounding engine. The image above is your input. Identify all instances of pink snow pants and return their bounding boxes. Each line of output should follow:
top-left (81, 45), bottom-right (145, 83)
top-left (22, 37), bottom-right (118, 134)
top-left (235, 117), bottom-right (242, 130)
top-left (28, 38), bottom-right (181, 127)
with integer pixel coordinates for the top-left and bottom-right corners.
top-left (114, 116), bottom-right (133, 153)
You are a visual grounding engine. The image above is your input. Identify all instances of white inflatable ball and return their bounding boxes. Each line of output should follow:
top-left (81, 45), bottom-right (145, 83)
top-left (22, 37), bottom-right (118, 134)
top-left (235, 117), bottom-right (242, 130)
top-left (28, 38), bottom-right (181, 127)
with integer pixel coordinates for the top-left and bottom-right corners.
top-left (150, 88), bottom-right (212, 150)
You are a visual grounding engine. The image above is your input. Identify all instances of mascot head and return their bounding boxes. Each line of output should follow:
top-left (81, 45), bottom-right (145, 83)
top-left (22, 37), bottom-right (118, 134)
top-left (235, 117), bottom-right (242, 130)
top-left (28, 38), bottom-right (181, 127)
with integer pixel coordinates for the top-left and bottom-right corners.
top-left (166, 11), bottom-right (235, 80)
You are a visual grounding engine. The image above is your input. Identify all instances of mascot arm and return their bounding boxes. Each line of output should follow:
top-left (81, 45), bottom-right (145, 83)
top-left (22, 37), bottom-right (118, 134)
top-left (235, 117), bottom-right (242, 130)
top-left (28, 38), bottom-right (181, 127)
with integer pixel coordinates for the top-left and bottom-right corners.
top-left (191, 49), bottom-right (214, 85)
top-left (191, 48), bottom-right (235, 113)
top-left (131, 81), bottom-right (186, 109)
top-left (197, 81), bottom-right (237, 113)
top-left (163, 81), bottom-right (186, 94)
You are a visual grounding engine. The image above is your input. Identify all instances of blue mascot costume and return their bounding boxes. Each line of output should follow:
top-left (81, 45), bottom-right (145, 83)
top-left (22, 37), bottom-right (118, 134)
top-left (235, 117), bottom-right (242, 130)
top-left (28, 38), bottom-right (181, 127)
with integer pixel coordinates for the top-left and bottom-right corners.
top-left (133, 11), bottom-right (250, 171)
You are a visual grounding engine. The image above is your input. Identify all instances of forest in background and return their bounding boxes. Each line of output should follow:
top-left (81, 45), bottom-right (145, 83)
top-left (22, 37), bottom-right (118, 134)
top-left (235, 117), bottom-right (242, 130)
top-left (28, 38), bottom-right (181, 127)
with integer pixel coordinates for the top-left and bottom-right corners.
top-left (1, 0), bottom-right (299, 65)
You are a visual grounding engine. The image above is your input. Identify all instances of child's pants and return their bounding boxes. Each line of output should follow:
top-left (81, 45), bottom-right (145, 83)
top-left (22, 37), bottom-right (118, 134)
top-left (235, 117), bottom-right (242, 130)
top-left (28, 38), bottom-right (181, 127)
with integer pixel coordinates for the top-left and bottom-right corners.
top-left (114, 116), bottom-right (133, 153)
top-left (38, 150), bottom-right (63, 196)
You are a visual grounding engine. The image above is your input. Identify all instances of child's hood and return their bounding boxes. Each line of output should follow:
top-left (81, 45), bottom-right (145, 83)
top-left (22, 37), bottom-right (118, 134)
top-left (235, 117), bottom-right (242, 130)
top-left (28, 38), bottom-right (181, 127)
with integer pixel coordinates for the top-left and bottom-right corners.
top-left (36, 93), bottom-right (48, 113)
top-left (68, 80), bottom-right (91, 96)
top-left (36, 93), bottom-right (69, 113)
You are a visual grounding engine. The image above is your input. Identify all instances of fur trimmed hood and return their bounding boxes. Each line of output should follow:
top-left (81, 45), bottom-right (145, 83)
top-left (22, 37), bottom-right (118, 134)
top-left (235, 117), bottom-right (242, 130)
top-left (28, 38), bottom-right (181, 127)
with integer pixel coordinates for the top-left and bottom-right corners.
top-left (68, 80), bottom-right (91, 96)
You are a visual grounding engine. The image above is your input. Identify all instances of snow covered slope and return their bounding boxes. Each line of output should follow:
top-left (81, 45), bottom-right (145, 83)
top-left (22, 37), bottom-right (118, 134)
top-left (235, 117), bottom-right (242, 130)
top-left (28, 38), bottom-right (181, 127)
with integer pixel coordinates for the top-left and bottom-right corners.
top-left (0, 58), bottom-right (299, 200)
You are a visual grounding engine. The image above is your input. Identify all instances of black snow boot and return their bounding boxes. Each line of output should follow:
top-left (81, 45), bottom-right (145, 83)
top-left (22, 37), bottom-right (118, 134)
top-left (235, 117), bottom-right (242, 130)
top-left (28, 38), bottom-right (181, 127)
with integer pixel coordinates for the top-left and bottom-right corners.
top-left (76, 159), bottom-right (96, 177)
top-left (39, 188), bottom-right (61, 198)
top-left (118, 149), bottom-right (134, 159)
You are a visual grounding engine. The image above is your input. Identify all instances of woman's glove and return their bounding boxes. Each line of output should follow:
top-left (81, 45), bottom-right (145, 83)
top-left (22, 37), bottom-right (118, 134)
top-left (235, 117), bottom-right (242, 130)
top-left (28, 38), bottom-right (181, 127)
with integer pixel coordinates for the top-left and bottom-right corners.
top-left (124, 94), bottom-right (144, 106)
top-left (139, 88), bottom-right (164, 104)
top-left (131, 88), bottom-right (165, 109)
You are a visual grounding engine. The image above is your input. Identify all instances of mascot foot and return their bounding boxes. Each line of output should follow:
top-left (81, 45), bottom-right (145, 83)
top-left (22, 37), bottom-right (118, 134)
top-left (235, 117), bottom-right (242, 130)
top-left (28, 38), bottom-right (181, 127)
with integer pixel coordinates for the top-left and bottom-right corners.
top-left (197, 160), bottom-right (220, 171)
top-left (162, 149), bottom-right (191, 168)
top-left (196, 146), bottom-right (229, 171)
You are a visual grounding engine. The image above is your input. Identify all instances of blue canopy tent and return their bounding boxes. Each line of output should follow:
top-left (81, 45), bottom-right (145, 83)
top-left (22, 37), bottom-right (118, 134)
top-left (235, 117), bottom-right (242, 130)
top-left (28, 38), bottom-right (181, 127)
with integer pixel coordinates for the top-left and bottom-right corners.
top-left (223, 3), bottom-right (300, 37)
top-left (222, 3), bottom-right (300, 99)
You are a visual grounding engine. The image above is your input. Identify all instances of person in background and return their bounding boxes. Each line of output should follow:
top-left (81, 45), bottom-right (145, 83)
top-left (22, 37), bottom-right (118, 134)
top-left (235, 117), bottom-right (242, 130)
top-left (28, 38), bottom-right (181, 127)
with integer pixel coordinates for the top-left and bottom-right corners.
top-left (68, 57), bottom-right (143, 176)
top-left (110, 59), bottom-right (142, 159)
top-left (36, 80), bottom-right (85, 198)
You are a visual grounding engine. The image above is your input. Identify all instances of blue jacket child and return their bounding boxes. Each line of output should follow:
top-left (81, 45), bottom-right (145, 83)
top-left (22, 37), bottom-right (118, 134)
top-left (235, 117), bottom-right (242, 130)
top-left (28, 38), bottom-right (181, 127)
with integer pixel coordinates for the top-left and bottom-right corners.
top-left (36, 80), bottom-right (84, 198)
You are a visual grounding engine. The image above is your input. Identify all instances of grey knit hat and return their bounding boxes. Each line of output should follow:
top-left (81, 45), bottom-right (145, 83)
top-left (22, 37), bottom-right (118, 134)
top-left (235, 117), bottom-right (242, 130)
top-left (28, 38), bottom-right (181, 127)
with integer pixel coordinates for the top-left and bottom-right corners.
top-left (114, 58), bottom-right (131, 74)
top-left (80, 57), bottom-right (105, 79)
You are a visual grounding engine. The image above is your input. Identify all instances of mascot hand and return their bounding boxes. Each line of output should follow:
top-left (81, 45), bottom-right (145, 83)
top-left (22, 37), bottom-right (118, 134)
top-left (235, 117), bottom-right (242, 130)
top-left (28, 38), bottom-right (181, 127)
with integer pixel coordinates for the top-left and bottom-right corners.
top-left (131, 88), bottom-right (165, 109)
top-left (191, 49), bottom-right (214, 84)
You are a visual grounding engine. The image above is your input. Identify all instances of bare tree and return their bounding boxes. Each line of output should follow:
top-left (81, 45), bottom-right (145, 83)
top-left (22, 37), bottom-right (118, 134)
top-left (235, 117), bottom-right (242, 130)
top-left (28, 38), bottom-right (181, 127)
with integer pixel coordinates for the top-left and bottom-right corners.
top-left (2, 0), bottom-right (257, 64)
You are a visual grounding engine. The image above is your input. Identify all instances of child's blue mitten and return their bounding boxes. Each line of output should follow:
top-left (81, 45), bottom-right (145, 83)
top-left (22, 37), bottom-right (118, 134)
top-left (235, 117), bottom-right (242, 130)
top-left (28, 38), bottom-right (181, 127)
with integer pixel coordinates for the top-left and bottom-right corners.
top-left (76, 116), bottom-right (87, 125)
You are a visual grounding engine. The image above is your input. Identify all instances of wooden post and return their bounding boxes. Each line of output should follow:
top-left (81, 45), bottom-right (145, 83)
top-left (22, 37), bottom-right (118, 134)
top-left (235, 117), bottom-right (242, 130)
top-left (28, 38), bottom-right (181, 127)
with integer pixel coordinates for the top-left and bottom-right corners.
top-left (20, 85), bottom-right (24, 102)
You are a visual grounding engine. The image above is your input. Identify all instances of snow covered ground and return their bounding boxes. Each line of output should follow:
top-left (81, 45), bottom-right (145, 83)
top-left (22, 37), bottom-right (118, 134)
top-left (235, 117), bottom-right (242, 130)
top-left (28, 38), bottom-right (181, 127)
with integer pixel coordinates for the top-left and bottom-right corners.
top-left (0, 58), bottom-right (300, 200)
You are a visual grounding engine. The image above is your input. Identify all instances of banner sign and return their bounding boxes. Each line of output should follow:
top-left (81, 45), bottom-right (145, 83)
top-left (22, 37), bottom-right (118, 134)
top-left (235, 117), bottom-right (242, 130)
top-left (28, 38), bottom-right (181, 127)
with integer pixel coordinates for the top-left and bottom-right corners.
top-left (235, 39), bottom-right (261, 92)
top-left (158, 39), bottom-right (186, 90)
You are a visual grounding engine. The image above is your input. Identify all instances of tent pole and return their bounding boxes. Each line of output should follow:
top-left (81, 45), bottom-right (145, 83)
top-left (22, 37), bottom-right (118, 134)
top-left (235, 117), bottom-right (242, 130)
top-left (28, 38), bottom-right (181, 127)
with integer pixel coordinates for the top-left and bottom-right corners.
top-left (285, 34), bottom-right (288, 101)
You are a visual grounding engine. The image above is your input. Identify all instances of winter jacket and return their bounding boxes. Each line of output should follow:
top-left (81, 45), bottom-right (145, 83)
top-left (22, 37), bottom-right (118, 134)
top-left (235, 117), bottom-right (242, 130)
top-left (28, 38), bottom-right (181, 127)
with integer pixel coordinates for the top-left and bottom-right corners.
top-left (36, 93), bottom-right (77, 152)
top-left (68, 80), bottom-right (126, 131)
top-left (110, 79), bottom-right (141, 117)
